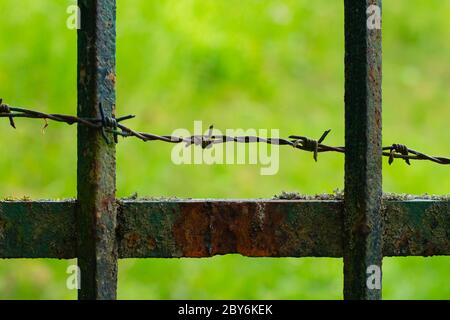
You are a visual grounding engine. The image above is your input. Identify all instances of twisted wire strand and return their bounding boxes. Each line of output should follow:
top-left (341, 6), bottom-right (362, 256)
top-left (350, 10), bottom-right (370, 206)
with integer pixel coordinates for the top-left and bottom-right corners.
top-left (1, 101), bottom-right (449, 165)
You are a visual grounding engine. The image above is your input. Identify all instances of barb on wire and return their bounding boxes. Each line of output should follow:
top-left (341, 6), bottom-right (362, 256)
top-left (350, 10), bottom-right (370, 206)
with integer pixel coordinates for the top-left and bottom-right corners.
top-left (0, 99), bottom-right (16, 128)
top-left (0, 99), bottom-right (135, 144)
top-left (383, 144), bottom-right (449, 165)
top-left (290, 129), bottom-right (332, 162)
top-left (1, 99), bottom-right (449, 165)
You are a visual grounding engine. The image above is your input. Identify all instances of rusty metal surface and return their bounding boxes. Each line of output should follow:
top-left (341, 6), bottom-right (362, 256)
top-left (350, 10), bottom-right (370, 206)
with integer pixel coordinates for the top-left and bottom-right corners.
top-left (343, 0), bottom-right (383, 300)
top-left (117, 200), bottom-right (343, 258)
top-left (0, 201), bottom-right (77, 258)
top-left (77, 0), bottom-right (118, 300)
top-left (383, 200), bottom-right (450, 257)
top-left (0, 200), bottom-right (448, 259)
top-left (118, 200), bottom-right (450, 258)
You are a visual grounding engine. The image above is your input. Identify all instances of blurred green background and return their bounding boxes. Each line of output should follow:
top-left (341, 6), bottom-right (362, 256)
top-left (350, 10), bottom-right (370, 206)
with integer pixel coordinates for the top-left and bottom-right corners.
top-left (0, 0), bottom-right (449, 299)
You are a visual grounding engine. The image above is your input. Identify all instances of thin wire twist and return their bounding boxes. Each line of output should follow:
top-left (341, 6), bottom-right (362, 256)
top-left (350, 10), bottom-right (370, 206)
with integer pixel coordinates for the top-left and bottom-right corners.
top-left (1, 100), bottom-right (449, 165)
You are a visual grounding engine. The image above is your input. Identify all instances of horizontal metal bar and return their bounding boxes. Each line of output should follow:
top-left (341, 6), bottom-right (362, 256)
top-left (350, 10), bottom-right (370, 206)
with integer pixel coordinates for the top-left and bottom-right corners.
top-left (0, 201), bottom-right (77, 258)
top-left (382, 200), bottom-right (449, 257)
top-left (117, 200), bottom-right (343, 258)
top-left (0, 199), bottom-right (448, 259)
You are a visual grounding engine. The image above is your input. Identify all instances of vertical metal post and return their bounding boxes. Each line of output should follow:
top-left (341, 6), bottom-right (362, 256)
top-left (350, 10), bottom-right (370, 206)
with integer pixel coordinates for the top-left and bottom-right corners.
top-left (77, 0), bottom-right (117, 300)
top-left (343, 0), bottom-right (383, 300)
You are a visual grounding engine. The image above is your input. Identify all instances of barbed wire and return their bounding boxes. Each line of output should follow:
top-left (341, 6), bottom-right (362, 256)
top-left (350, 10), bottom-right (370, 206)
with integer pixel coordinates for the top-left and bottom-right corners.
top-left (1, 99), bottom-right (449, 165)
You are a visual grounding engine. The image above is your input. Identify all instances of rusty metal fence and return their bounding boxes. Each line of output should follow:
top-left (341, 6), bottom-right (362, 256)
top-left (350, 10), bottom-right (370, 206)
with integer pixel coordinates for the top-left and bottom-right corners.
top-left (0, 0), bottom-right (449, 300)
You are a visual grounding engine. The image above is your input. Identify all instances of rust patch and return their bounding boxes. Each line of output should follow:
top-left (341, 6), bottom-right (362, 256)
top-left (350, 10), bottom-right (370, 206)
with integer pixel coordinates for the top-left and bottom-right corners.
top-left (123, 232), bottom-right (140, 250)
top-left (79, 67), bottom-right (86, 84)
top-left (107, 72), bottom-right (116, 85)
top-left (173, 203), bottom-right (211, 257)
top-left (209, 202), bottom-right (284, 257)
top-left (146, 236), bottom-right (156, 251)
top-left (167, 201), bottom-right (343, 258)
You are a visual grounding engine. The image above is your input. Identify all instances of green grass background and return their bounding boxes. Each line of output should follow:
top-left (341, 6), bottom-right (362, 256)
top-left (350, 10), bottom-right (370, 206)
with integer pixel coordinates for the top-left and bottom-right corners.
top-left (0, 0), bottom-right (449, 299)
